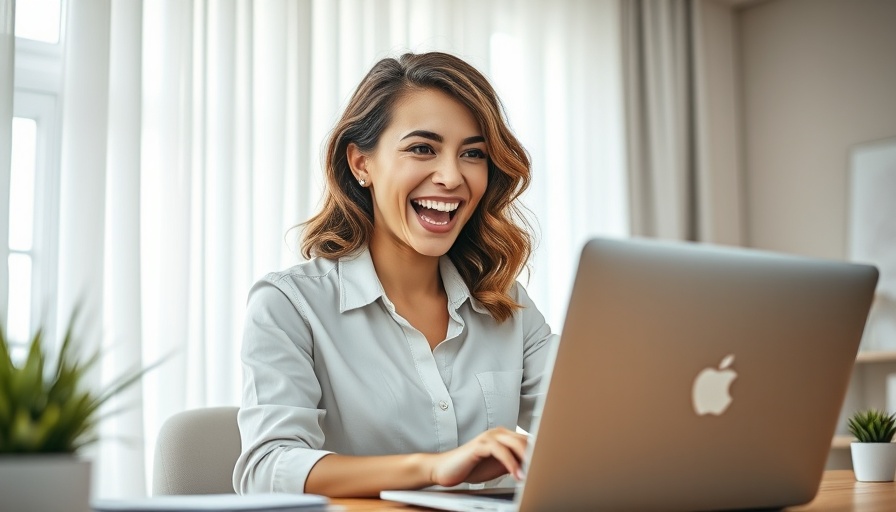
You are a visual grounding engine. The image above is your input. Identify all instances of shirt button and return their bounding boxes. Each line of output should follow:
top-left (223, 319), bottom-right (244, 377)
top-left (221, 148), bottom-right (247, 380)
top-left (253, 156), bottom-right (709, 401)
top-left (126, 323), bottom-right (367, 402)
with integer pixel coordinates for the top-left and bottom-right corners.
top-left (439, 400), bottom-right (449, 411)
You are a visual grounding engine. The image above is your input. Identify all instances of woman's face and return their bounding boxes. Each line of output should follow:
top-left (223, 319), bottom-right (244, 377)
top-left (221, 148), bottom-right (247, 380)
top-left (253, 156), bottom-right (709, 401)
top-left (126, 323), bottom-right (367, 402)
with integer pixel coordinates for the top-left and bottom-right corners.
top-left (356, 87), bottom-right (489, 258)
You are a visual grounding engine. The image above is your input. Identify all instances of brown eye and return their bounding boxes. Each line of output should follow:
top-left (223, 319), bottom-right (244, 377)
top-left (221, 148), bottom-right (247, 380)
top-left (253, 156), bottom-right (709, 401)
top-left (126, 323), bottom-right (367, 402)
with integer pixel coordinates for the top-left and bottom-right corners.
top-left (462, 149), bottom-right (487, 159)
top-left (408, 145), bottom-right (435, 155)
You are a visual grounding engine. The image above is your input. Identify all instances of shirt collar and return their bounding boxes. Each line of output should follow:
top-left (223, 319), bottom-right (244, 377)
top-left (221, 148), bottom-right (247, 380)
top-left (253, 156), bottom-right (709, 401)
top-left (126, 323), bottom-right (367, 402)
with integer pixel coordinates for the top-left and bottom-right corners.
top-left (439, 255), bottom-right (491, 316)
top-left (338, 247), bottom-right (491, 316)
top-left (338, 249), bottom-right (384, 313)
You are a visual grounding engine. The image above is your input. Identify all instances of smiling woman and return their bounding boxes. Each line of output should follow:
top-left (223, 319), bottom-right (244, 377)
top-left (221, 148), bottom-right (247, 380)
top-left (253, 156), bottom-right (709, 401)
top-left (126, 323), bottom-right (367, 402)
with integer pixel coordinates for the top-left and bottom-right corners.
top-left (0, 0), bottom-right (626, 499)
top-left (305, 53), bottom-right (533, 324)
top-left (348, 89), bottom-right (490, 257)
top-left (234, 52), bottom-right (558, 498)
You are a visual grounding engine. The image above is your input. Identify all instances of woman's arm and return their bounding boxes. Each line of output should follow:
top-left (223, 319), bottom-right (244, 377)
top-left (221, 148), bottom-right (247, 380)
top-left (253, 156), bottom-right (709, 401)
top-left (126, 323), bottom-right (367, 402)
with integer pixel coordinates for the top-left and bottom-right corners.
top-left (305, 426), bottom-right (529, 498)
top-left (234, 279), bottom-right (332, 495)
top-left (515, 283), bottom-right (559, 433)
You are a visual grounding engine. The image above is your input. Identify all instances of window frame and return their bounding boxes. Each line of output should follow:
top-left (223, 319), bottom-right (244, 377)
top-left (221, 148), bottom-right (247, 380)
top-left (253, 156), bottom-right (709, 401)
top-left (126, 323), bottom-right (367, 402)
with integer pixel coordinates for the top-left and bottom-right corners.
top-left (7, 0), bottom-right (66, 349)
top-left (10, 93), bottom-right (61, 344)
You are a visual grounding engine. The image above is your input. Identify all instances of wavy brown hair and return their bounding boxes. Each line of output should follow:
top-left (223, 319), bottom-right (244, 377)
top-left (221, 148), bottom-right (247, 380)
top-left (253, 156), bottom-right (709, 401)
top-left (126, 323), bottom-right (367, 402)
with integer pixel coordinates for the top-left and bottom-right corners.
top-left (301, 52), bottom-right (532, 322)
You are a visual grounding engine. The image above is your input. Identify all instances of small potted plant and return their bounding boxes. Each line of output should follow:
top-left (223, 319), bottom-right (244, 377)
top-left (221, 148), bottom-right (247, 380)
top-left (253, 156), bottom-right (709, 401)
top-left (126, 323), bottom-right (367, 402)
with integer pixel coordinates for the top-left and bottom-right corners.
top-left (0, 313), bottom-right (155, 512)
top-left (848, 408), bottom-right (896, 482)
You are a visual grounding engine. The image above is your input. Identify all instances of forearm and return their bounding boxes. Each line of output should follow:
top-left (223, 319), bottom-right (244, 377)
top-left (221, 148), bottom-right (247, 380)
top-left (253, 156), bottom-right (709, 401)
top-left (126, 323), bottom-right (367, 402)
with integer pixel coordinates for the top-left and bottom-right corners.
top-left (304, 452), bottom-right (436, 498)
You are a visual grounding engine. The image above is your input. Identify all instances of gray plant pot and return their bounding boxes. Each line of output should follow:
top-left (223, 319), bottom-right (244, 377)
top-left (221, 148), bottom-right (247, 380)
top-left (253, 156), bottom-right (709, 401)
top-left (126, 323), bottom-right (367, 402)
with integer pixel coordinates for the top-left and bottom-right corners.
top-left (0, 455), bottom-right (91, 512)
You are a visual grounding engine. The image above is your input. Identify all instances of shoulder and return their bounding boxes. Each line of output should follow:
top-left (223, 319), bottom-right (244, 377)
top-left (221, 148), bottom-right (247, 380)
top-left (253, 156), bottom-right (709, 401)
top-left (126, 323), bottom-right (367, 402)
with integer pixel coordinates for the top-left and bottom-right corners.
top-left (249, 257), bottom-right (340, 313)
top-left (261, 257), bottom-right (338, 291)
top-left (508, 280), bottom-right (550, 328)
top-left (265, 257), bottom-right (338, 284)
top-left (509, 280), bottom-right (536, 307)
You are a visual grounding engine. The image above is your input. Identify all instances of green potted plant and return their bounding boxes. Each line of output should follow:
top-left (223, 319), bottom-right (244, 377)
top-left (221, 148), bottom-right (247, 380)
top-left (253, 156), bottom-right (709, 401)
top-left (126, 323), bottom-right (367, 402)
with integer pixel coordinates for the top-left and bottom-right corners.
top-left (848, 408), bottom-right (896, 482)
top-left (0, 314), bottom-right (153, 512)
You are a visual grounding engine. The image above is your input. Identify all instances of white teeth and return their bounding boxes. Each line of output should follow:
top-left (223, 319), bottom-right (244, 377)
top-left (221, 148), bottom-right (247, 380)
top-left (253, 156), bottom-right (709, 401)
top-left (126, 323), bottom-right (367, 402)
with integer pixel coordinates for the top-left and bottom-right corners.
top-left (419, 215), bottom-right (449, 226)
top-left (412, 199), bottom-right (460, 212)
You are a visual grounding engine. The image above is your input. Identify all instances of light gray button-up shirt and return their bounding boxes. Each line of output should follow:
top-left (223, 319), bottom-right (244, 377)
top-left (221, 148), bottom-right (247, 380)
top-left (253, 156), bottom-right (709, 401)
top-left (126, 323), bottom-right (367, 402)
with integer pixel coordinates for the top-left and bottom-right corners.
top-left (233, 248), bottom-right (557, 494)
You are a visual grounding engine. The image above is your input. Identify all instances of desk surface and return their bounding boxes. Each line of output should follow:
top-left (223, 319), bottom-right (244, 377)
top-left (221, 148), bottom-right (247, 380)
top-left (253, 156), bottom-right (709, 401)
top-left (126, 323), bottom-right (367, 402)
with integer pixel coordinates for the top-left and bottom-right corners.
top-left (329, 470), bottom-right (896, 511)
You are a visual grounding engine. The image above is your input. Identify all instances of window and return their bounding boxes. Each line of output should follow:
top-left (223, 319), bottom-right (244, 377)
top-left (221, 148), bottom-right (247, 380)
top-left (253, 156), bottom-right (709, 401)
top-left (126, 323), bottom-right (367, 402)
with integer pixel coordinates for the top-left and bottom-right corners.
top-left (7, 118), bottom-right (36, 361)
top-left (14, 0), bottom-right (61, 44)
top-left (6, 0), bottom-right (65, 360)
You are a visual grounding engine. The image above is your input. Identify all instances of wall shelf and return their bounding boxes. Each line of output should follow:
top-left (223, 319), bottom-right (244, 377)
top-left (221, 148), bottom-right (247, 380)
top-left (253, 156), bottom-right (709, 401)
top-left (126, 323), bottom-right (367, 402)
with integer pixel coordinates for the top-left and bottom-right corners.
top-left (831, 435), bottom-right (853, 450)
top-left (828, 352), bottom-right (896, 469)
top-left (855, 351), bottom-right (896, 364)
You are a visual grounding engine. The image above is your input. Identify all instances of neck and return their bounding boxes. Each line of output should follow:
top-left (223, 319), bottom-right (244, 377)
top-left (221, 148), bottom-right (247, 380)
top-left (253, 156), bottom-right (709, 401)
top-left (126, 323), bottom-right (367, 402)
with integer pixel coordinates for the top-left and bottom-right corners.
top-left (368, 237), bottom-right (443, 302)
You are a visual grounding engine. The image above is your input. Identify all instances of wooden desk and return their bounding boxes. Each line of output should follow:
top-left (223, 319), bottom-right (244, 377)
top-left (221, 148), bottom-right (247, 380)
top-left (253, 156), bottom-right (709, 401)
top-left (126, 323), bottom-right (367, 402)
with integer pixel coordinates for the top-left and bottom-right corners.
top-left (329, 470), bottom-right (896, 511)
top-left (788, 470), bottom-right (896, 511)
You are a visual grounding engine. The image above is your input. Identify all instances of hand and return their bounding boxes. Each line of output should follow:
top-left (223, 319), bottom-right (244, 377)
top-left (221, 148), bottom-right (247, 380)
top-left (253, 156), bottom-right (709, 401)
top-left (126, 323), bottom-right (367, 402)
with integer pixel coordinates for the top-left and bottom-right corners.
top-left (428, 427), bottom-right (529, 488)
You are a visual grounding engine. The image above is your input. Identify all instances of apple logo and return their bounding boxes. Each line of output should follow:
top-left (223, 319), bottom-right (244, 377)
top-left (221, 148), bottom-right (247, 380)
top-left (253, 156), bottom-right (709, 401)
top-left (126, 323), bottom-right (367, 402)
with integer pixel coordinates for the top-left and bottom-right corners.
top-left (692, 354), bottom-right (737, 416)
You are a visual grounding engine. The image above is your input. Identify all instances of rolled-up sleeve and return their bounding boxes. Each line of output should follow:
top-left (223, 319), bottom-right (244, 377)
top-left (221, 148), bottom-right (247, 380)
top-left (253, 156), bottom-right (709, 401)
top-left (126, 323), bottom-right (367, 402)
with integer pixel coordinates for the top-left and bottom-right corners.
top-left (233, 279), bottom-right (333, 494)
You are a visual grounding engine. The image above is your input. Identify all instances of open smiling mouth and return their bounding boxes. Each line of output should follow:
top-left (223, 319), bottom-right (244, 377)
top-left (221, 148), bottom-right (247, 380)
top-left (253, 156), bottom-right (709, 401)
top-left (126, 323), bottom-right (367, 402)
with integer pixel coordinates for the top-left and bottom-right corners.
top-left (411, 199), bottom-right (460, 226)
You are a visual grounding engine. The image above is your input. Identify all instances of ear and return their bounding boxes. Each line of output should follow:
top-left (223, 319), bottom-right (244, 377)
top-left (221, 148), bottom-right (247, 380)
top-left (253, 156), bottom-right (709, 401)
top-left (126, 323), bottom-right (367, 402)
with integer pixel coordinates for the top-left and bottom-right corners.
top-left (346, 143), bottom-right (369, 183)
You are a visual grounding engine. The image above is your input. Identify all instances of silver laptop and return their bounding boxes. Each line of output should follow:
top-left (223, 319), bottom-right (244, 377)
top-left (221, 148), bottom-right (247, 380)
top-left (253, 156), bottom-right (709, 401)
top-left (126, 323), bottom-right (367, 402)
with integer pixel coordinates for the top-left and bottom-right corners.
top-left (381, 237), bottom-right (879, 511)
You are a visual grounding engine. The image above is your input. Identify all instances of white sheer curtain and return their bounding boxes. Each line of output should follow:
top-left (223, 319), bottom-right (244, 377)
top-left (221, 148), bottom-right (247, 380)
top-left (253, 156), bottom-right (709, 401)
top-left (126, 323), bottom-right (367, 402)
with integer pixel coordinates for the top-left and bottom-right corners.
top-left (54, 0), bottom-right (626, 498)
top-left (0, 0), bottom-right (13, 323)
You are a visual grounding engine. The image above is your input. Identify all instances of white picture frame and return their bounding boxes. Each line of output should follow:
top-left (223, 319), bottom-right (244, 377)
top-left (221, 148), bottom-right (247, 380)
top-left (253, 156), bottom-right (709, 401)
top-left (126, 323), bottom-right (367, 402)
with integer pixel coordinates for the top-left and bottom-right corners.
top-left (849, 137), bottom-right (896, 351)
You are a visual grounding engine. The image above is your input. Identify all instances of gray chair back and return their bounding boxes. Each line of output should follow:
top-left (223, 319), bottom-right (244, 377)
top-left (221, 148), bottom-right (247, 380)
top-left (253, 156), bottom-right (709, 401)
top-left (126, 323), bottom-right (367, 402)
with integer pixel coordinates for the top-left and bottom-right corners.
top-left (152, 406), bottom-right (240, 495)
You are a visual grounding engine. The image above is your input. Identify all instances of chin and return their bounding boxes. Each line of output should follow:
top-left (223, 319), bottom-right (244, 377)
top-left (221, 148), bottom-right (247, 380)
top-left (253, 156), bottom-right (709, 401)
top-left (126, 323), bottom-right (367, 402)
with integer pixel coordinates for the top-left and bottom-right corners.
top-left (410, 237), bottom-right (458, 258)
top-left (412, 246), bottom-right (453, 258)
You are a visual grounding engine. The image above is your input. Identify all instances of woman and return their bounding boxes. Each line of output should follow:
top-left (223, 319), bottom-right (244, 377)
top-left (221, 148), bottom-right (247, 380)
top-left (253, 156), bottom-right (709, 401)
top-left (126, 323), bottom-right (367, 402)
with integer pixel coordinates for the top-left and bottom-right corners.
top-left (233, 52), bottom-right (557, 498)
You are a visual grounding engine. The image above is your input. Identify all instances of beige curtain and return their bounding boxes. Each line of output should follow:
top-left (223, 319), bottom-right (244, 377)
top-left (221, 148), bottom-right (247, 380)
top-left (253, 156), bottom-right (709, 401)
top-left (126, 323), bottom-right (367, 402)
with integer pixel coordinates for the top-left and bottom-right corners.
top-left (620, 0), bottom-right (743, 244)
top-left (0, 0), bottom-right (13, 324)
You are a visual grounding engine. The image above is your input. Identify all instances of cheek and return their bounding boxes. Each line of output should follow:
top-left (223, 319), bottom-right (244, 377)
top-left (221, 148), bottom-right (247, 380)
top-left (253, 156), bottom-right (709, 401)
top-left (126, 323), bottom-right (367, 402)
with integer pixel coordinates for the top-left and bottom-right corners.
top-left (469, 168), bottom-right (489, 205)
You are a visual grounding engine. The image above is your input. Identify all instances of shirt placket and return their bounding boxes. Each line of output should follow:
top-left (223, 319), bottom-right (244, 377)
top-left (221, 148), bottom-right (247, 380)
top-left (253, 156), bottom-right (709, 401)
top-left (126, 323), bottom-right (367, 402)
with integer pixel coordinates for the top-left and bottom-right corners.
top-left (382, 295), bottom-right (461, 452)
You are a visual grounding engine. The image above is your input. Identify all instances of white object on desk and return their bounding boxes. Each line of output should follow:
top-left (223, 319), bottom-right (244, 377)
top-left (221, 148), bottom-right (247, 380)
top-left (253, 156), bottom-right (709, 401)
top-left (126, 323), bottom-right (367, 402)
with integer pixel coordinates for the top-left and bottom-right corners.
top-left (91, 493), bottom-right (328, 512)
top-left (888, 373), bottom-right (896, 415)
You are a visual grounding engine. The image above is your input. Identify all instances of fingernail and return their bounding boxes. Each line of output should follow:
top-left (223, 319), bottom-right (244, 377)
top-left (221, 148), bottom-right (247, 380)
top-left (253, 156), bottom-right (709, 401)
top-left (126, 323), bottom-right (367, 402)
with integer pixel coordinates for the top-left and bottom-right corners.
top-left (515, 468), bottom-right (526, 480)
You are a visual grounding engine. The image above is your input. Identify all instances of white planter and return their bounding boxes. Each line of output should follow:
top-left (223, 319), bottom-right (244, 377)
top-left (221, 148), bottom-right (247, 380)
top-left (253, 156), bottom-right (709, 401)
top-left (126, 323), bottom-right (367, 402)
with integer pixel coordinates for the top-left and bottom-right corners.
top-left (851, 442), bottom-right (896, 482)
top-left (0, 455), bottom-right (92, 512)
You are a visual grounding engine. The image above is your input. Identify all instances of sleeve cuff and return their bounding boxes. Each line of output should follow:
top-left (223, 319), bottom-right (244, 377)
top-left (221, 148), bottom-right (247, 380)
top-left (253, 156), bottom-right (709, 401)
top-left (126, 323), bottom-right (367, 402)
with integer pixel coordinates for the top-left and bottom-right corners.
top-left (271, 447), bottom-right (334, 493)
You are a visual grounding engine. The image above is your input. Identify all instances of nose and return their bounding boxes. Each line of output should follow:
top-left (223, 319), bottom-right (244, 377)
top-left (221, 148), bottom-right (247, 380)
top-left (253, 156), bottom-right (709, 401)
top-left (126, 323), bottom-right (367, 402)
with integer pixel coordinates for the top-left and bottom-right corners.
top-left (431, 158), bottom-right (463, 189)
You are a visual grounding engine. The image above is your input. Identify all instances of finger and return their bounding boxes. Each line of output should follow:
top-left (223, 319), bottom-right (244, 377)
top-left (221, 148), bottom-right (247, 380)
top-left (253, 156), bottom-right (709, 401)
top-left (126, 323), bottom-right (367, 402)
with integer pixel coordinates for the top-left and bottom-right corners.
top-left (485, 442), bottom-right (525, 480)
top-left (493, 431), bottom-right (529, 464)
top-left (485, 427), bottom-right (528, 446)
top-left (472, 433), bottom-right (526, 478)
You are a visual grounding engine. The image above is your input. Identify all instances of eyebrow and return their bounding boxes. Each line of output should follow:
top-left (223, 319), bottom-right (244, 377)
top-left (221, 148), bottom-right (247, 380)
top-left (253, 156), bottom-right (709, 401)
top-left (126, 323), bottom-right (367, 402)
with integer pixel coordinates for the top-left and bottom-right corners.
top-left (400, 130), bottom-right (485, 146)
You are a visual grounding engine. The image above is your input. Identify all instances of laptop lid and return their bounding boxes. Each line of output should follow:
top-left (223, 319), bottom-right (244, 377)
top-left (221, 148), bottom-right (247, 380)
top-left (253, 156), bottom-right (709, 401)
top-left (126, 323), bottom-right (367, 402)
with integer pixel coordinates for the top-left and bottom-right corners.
top-left (383, 237), bottom-right (878, 511)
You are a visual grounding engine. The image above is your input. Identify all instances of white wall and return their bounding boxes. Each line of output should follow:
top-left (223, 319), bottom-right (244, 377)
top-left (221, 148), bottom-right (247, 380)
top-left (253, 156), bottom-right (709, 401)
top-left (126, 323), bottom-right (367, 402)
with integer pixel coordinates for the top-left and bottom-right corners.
top-left (738, 0), bottom-right (896, 258)
top-left (735, 0), bottom-right (896, 469)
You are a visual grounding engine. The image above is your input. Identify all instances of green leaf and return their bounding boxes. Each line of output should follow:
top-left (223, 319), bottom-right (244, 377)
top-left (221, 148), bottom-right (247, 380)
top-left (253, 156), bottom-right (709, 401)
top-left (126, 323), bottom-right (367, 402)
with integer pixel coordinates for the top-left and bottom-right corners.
top-left (92, 356), bottom-right (169, 409)
top-left (0, 320), bottom-right (12, 368)
top-left (849, 409), bottom-right (896, 443)
top-left (13, 332), bottom-right (45, 410)
top-left (0, 308), bottom-right (166, 454)
top-left (11, 407), bottom-right (36, 451)
top-left (32, 402), bottom-right (62, 448)
top-left (54, 307), bottom-right (79, 379)
top-left (0, 390), bottom-right (9, 427)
